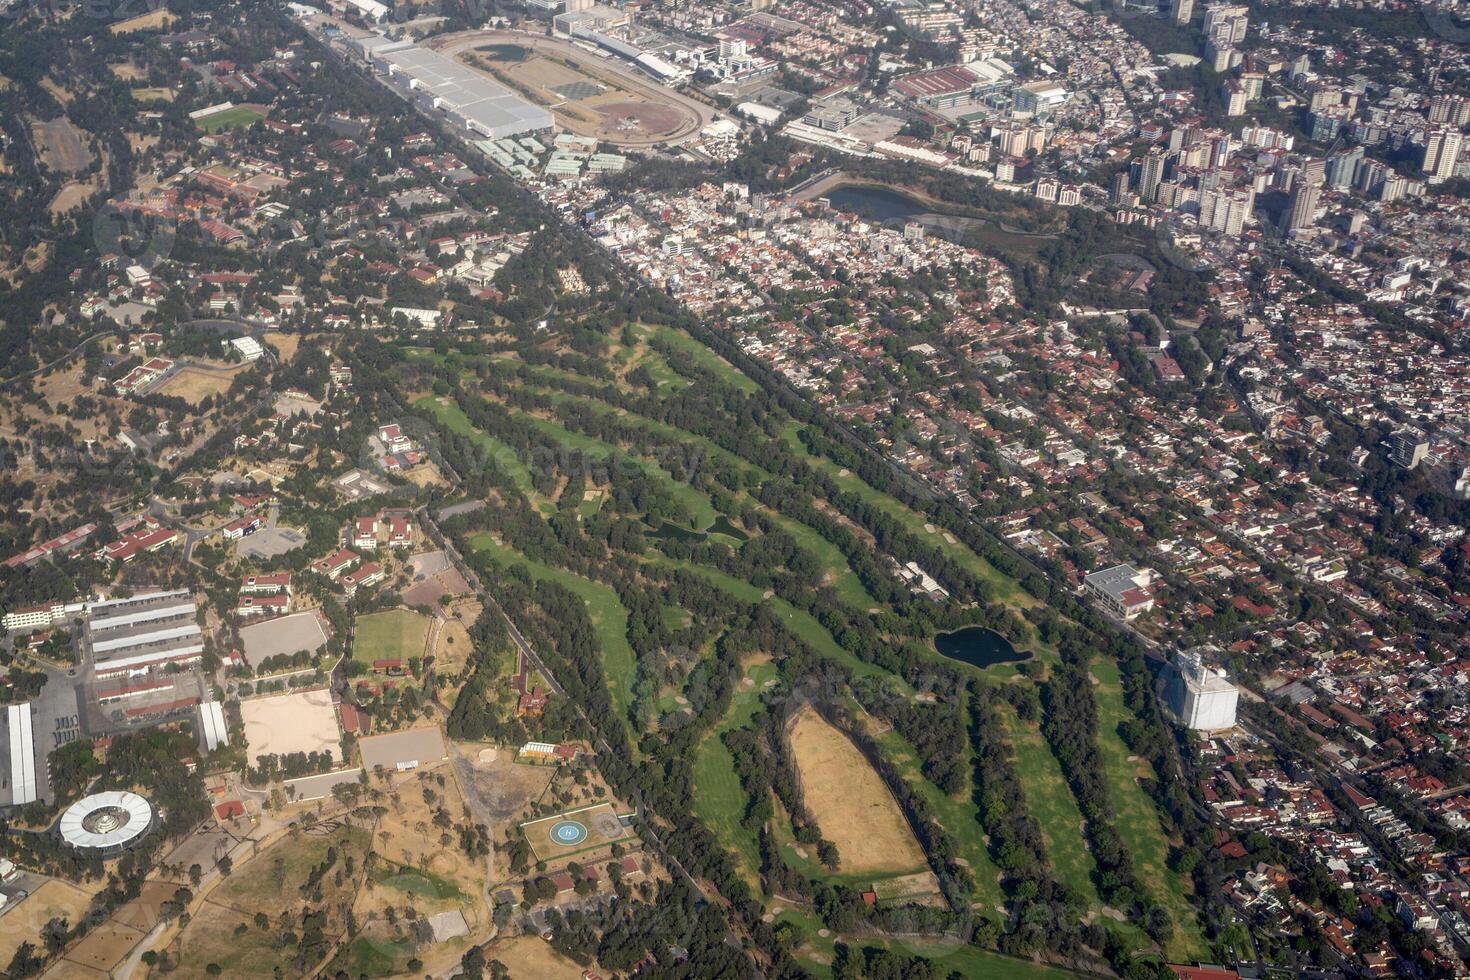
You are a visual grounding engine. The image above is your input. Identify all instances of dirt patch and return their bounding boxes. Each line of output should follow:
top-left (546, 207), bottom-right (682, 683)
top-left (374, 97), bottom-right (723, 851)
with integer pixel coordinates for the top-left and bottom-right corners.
top-left (239, 688), bottom-right (341, 765)
top-left (110, 8), bottom-right (176, 33)
top-left (155, 364), bottom-right (248, 405)
top-left (31, 117), bottom-right (92, 174)
top-left (60, 920), bottom-right (145, 974)
top-left (0, 879), bottom-right (96, 965)
top-left (787, 707), bottom-right (928, 876)
top-left (264, 331), bottom-right (299, 361)
top-left (481, 936), bottom-right (586, 979)
top-left (49, 180), bottom-right (97, 215)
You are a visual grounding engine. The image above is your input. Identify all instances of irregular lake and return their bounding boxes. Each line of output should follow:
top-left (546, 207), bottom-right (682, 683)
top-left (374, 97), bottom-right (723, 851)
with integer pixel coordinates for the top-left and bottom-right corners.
top-left (934, 626), bottom-right (1031, 669)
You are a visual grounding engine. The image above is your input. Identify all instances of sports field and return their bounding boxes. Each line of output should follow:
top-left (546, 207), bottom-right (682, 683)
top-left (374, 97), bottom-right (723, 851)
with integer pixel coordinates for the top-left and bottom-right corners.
top-left (787, 707), bottom-right (928, 877)
top-left (522, 801), bottom-right (630, 862)
top-left (354, 608), bottom-right (432, 665)
top-left (240, 688), bottom-right (340, 765)
top-left (194, 104), bottom-right (266, 133)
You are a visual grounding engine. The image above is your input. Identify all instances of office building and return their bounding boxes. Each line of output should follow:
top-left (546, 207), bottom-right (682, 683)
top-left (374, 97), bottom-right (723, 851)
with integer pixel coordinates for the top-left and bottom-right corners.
top-left (1170, 0), bottom-right (1193, 25)
top-left (1166, 648), bottom-right (1239, 731)
top-left (1203, 3), bottom-right (1249, 45)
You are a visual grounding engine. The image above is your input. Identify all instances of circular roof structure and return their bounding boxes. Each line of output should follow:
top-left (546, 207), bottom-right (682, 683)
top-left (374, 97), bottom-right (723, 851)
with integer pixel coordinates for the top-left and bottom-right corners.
top-left (58, 791), bottom-right (154, 851)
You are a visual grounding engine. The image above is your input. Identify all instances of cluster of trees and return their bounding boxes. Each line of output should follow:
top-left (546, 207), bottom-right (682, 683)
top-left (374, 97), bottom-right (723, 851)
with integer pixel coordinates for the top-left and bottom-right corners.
top-left (246, 748), bottom-right (336, 785)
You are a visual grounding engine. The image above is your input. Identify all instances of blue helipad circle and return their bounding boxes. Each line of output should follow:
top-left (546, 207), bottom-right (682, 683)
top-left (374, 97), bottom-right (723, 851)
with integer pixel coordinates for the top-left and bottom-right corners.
top-left (549, 820), bottom-right (588, 846)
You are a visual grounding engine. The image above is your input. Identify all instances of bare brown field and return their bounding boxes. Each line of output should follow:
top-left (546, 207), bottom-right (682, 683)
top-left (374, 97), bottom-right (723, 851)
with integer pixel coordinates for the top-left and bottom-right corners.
top-left (482, 936), bottom-right (588, 979)
top-left (58, 920), bottom-right (145, 975)
top-left (368, 767), bottom-right (484, 901)
top-left (49, 179), bottom-right (97, 215)
top-left (0, 879), bottom-right (96, 965)
top-left (130, 86), bottom-right (175, 103)
top-left (787, 707), bottom-right (928, 876)
top-left (155, 365), bottom-right (246, 405)
top-left (110, 8), bottom-right (175, 33)
top-left (31, 117), bottom-right (91, 174)
top-left (264, 331), bottom-right (299, 361)
top-left (109, 62), bottom-right (146, 81)
top-left (40, 77), bottom-right (72, 105)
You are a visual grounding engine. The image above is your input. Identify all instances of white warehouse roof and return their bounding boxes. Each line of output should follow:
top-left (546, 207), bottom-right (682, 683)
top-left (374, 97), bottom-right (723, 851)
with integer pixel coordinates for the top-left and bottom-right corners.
top-left (7, 704), bottom-right (36, 807)
top-left (374, 42), bottom-right (553, 139)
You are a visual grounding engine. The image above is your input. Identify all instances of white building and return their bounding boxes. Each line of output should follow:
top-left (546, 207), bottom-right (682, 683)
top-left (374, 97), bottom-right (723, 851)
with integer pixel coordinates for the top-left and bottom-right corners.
top-left (1166, 648), bottom-right (1239, 731)
top-left (228, 336), bottom-right (264, 362)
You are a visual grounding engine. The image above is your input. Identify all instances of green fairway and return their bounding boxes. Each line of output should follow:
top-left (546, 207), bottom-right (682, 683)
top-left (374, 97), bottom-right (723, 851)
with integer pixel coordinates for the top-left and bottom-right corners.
top-left (415, 395), bottom-right (553, 514)
top-left (867, 718), bottom-right (1005, 911)
top-left (692, 660), bottom-right (778, 889)
top-left (354, 609), bottom-right (431, 665)
top-left (645, 324), bottom-right (760, 393)
top-left (1092, 659), bottom-right (1205, 959)
top-left (468, 532), bottom-right (636, 732)
top-left (999, 704), bottom-right (1101, 907)
top-left (780, 422), bottom-right (1038, 613)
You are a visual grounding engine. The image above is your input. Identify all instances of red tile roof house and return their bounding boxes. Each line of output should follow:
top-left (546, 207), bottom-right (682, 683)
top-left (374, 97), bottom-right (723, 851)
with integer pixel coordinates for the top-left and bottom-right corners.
top-left (311, 548), bottom-right (360, 580)
top-left (341, 561), bottom-right (384, 597)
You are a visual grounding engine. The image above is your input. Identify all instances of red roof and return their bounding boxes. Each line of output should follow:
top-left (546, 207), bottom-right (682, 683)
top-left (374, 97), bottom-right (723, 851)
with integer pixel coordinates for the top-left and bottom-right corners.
top-left (215, 800), bottom-right (245, 821)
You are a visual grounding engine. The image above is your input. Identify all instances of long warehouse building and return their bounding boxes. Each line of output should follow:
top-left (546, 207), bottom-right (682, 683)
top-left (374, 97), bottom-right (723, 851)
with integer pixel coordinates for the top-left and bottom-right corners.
top-left (86, 590), bottom-right (204, 679)
top-left (7, 704), bottom-right (36, 807)
top-left (352, 35), bottom-right (553, 139)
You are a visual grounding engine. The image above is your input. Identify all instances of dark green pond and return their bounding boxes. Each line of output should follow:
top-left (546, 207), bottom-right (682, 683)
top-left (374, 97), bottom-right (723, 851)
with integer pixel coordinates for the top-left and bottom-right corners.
top-left (648, 516), bottom-right (749, 543)
top-left (934, 626), bottom-right (1031, 669)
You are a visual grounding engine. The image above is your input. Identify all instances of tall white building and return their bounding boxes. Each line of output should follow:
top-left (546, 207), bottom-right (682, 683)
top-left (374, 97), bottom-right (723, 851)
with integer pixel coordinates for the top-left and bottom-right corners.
top-left (1423, 127), bottom-right (1463, 184)
top-left (1166, 648), bottom-right (1239, 731)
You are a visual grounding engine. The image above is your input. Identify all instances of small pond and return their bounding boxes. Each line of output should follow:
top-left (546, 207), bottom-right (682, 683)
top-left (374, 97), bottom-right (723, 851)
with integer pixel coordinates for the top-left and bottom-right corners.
top-left (934, 626), bottom-right (1032, 669)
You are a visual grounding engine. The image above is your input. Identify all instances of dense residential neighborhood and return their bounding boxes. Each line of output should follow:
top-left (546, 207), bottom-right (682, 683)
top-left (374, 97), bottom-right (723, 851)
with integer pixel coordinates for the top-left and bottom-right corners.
top-left (0, 0), bottom-right (1466, 976)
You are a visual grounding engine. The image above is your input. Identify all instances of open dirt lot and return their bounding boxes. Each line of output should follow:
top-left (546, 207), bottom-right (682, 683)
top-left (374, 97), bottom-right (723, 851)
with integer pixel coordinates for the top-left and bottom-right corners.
top-left (787, 707), bottom-right (928, 876)
top-left (264, 331), bottom-right (300, 361)
top-left (0, 879), bottom-right (95, 965)
top-left (155, 364), bottom-right (247, 405)
top-left (31, 117), bottom-right (91, 174)
top-left (58, 919), bottom-right (145, 975)
top-left (110, 8), bottom-right (175, 33)
top-left (481, 936), bottom-right (587, 979)
top-left (238, 610), bottom-right (329, 667)
top-left (433, 30), bottom-right (710, 147)
top-left (240, 688), bottom-right (340, 765)
top-left (49, 180), bottom-right (97, 215)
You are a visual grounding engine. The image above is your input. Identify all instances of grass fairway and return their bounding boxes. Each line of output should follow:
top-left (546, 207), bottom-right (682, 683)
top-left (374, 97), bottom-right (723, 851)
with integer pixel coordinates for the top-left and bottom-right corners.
top-left (692, 660), bottom-right (778, 889)
top-left (354, 609), bottom-right (431, 665)
top-left (195, 104), bottom-right (266, 132)
top-left (468, 532), bottom-right (636, 732)
top-left (999, 704), bottom-right (1101, 907)
top-left (867, 715), bottom-right (1005, 911)
top-left (415, 395), bottom-right (553, 515)
top-left (646, 324), bottom-right (760, 393)
top-left (788, 707), bottom-right (928, 877)
top-left (1092, 659), bottom-right (1205, 959)
top-left (779, 421), bottom-right (1039, 614)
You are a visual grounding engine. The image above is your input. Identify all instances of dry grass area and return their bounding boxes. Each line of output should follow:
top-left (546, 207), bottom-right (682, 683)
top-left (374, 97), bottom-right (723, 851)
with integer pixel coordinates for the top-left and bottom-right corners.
top-left (167, 824), bottom-right (372, 979)
top-left (0, 879), bottom-right (96, 965)
top-left (404, 461), bottom-right (448, 487)
top-left (128, 133), bottom-right (161, 153)
top-left (40, 77), bottom-right (72, 105)
top-left (155, 365), bottom-right (246, 405)
top-left (49, 179), bottom-right (96, 215)
top-left (109, 61), bottom-right (146, 81)
top-left (60, 920), bottom-right (145, 974)
top-left (431, 605), bottom-right (473, 676)
top-left (482, 936), bottom-right (588, 979)
top-left (787, 707), bottom-right (928, 876)
top-left (366, 767), bottom-right (483, 901)
top-left (264, 331), bottom-right (299, 361)
top-left (110, 8), bottom-right (175, 33)
top-left (131, 87), bottom-right (175, 103)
